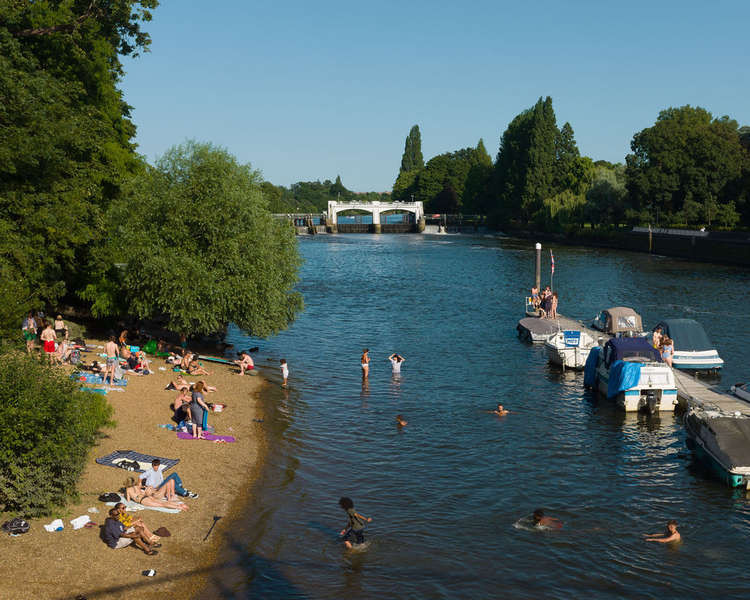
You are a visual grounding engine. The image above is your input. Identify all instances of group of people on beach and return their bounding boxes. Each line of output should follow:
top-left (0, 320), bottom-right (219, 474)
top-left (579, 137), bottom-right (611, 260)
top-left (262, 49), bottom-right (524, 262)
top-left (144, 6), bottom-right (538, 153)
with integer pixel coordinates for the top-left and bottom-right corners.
top-left (22, 311), bottom-right (73, 364)
top-left (530, 286), bottom-right (558, 319)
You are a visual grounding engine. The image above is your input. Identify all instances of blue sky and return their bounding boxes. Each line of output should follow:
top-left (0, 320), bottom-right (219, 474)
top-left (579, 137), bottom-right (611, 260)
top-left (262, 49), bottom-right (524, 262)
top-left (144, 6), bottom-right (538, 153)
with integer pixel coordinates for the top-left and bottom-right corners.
top-left (121, 0), bottom-right (750, 192)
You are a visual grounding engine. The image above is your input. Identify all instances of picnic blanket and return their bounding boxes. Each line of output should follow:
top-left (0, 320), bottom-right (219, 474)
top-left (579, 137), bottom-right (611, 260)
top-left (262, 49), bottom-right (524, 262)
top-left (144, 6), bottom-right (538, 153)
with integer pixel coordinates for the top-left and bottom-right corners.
top-left (176, 432), bottom-right (235, 443)
top-left (81, 387), bottom-right (107, 395)
top-left (71, 373), bottom-right (128, 386)
top-left (104, 494), bottom-right (182, 514)
top-left (95, 450), bottom-right (180, 473)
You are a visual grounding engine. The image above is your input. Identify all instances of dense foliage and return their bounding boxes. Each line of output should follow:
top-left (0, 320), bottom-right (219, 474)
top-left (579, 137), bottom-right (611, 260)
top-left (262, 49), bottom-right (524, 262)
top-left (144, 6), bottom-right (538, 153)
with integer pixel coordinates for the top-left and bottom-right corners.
top-left (0, 351), bottom-right (113, 516)
top-left (393, 99), bottom-right (750, 232)
top-left (261, 177), bottom-right (391, 214)
top-left (393, 124), bottom-right (424, 201)
top-left (83, 141), bottom-right (304, 337)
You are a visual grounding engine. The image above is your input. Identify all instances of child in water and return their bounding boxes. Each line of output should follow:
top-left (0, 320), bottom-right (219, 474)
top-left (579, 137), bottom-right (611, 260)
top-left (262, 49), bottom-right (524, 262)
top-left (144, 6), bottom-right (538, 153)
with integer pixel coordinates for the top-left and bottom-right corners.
top-left (280, 358), bottom-right (289, 387)
top-left (533, 509), bottom-right (563, 529)
top-left (339, 497), bottom-right (372, 548)
top-left (644, 519), bottom-right (680, 543)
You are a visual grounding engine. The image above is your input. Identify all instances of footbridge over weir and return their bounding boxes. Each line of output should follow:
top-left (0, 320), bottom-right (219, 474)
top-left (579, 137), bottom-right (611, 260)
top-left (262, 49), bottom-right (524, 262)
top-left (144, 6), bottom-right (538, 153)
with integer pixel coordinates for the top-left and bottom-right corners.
top-left (327, 200), bottom-right (425, 233)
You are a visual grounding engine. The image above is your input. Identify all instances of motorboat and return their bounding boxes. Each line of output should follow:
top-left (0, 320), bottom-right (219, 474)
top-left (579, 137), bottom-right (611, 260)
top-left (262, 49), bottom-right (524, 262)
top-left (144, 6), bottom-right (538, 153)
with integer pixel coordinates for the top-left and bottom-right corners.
top-left (591, 306), bottom-right (644, 337)
top-left (584, 337), bottom-right (678, 412)
top-left (684, 407), bottom-right (750, 488)
top-left (730, 383), bottom-right (750, 403)
top-left (544, 329), bottom-right (598, 370)
top-left (651, 318), bottom-right (724, 371)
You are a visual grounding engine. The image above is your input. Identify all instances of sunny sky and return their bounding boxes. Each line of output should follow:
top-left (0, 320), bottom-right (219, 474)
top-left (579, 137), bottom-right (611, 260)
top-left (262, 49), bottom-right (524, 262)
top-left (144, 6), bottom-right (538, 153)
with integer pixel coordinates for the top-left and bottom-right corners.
top-left (121, 0), bottom-right (750, 192)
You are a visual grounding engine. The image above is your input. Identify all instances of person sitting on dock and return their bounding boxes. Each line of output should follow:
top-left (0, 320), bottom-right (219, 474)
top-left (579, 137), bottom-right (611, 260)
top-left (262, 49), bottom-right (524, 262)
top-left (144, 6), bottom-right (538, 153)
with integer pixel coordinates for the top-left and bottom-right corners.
top-left (652, 326), bottom-right (663, 349)
top-left (660, 337), bottom-right (674, 367)
top-left (644, 520), bottom-right (680, 543)
top-left (233, 351), bottom-right (254, 375)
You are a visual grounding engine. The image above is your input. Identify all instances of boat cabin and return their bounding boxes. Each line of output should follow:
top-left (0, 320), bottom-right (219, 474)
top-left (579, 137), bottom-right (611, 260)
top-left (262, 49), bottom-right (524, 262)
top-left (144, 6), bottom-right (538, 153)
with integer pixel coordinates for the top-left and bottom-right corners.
top-left (592, 306), bottom-right (643, 336)
top-left (602, 337), bottom-right (662, 368)
top-left (652, 318), bottom-right (724, 370)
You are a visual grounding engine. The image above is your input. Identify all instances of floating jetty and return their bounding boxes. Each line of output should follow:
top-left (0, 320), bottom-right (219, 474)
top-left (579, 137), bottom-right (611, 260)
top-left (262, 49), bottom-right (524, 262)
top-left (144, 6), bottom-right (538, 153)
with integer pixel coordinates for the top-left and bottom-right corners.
top-left (674, 371), bottom-right (750, 415)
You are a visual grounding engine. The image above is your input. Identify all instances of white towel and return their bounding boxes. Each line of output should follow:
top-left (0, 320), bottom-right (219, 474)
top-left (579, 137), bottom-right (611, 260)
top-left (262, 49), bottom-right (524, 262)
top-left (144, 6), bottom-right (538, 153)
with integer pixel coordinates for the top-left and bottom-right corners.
top-left (70, 515), bottom-right (90, 530)
top-left (43, 519), bottom-right (64, 532)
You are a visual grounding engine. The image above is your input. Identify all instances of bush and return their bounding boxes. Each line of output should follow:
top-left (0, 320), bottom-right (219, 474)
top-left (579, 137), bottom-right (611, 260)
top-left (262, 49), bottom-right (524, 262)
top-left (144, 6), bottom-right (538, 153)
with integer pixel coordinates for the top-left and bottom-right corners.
top-left (0, 350), bottom-right (113, 516)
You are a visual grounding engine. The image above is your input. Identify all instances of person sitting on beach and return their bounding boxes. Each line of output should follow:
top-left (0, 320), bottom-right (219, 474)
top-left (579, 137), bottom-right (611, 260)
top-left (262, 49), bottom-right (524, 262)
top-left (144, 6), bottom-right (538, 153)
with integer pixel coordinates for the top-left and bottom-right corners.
top-left (660, 337), bottom-right (674, 367)
top-left (644, 519), bottom-right (681, 543)
top-left (187, 359), bottom-right (211, 376)
top-left (125, 484), bottom-right (189, 511)
top-left (233, 351), bottom-right (254, 375)
top-left (103, 508), bottom-right (157, 554)
top-left (388, 353), bottom-right (405, 374)
top-left (396, 414), bottom-right (408, 427)
top-left (114, 503), bottom-right (160, 546)
top-left (140, 458), bottom-right (199, 499)
top-left (532, 509), bottom-right (562, 529)
top-left (54, 338), bottom-right (70, 365)
top-left (172, 387), bottom-right (192, 426)
top-left (166, 374), bottom-right (190, 391)
top-left (180, 351), bottom-right (194, 372)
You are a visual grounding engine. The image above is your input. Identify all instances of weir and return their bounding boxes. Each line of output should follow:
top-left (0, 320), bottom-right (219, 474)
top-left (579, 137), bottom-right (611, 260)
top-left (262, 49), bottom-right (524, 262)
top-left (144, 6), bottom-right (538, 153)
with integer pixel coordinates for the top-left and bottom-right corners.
top-left (326, 200), bottom-right (425, 233)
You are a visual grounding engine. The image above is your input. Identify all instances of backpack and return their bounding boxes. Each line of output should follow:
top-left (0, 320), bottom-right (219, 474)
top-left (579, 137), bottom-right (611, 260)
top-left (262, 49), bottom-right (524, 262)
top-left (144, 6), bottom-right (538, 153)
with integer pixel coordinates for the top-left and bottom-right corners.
top-left (69, 348), bottom-right (81, 365)
top-left (116, 459), bottom-right (140, 471)
top-left (98, 492), bottom-right (122, 503)
top-left (2, 517), bottom-right (30, 535)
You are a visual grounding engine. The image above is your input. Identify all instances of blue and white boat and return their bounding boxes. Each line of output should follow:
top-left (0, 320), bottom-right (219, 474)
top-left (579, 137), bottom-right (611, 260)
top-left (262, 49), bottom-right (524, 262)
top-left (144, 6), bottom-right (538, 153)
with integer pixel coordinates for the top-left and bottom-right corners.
top-left (544, 329), bottom-right (597, 370)
top-left (584, 337), bottom-right (678, 412)
top-left (652, 318), bottom-right (723, 371)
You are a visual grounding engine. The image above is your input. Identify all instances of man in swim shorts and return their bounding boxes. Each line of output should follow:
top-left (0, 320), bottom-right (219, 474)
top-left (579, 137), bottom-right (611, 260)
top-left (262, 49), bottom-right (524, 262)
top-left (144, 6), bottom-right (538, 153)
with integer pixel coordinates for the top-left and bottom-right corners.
top-left (39, 323), bottom-right (57, 363)
top-left (104, 335), bottom-right (119, 385)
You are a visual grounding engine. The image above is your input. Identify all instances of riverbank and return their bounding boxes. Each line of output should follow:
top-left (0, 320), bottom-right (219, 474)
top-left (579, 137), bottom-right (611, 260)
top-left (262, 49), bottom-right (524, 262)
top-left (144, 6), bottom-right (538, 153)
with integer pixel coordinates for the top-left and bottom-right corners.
top-left (0, 338), bottom-right (269, 600)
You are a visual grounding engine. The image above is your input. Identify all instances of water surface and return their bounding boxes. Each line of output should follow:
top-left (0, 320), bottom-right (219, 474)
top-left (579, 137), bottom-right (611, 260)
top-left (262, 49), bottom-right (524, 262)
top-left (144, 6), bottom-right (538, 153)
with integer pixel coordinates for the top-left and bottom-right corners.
top-left (215, 234), bottom-right (750, 599)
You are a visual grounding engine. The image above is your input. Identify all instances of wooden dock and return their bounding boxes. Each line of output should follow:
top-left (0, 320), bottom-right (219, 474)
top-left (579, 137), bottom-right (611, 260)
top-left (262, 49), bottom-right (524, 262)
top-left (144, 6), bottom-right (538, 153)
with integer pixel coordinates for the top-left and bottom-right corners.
top-left (517, 314), bottom-right (606, 343)
top-left (673, 370), bottom-right (750, 415)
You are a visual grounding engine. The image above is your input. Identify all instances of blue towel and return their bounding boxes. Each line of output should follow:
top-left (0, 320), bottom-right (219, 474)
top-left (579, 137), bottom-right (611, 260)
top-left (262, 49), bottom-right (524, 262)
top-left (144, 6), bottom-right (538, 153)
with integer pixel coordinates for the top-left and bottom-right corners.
top-left (607, 360), bottom-right (642, 398)
top-left (583, 347), bottom-right (600, 388)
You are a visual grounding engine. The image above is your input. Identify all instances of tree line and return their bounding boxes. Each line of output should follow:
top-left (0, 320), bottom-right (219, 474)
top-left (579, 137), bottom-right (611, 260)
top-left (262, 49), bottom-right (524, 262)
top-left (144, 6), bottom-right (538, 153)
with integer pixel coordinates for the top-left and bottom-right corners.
top-left (393, 100), bottom-right (750, 230)
top-left (260, 176), bottom-right (391, 214)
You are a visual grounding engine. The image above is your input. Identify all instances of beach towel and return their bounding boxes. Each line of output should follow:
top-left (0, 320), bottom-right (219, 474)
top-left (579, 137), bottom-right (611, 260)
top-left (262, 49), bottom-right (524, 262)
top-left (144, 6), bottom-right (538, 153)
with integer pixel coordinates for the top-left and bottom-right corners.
top-left (176, 432), bottom-right (236, 443)
top-left (95, 450), bottom-right (179, 473)
top-left (104, 494), bottom-right (182, 514)
top-left (81, 387), bottom-right (107, 395)
top-left (71, 373), bottom-right (128, 386)
top-left (70, 515), bottom-right (91, 530)
top-left (44, 519), bottom-right (64, 532)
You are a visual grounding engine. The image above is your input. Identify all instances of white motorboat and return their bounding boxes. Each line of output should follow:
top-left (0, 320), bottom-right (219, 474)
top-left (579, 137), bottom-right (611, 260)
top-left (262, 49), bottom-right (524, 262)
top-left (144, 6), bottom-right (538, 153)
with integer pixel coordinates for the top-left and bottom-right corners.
top-left (544, 329), bottom-right (598, 370)
top-left (651, 318), bottom-right (723, 371)
top-left (584, 337), bottom-right (678, 412)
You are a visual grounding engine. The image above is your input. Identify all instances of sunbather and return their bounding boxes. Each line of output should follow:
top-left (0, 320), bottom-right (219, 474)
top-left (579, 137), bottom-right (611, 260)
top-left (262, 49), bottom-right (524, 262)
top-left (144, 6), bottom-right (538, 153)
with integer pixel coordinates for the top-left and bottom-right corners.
top-left (114, 502), bottom-right (160, 544)
top-left (187, 360), bottom-right (211, 376)
top-left (125, 484), bottom-right (188, 511)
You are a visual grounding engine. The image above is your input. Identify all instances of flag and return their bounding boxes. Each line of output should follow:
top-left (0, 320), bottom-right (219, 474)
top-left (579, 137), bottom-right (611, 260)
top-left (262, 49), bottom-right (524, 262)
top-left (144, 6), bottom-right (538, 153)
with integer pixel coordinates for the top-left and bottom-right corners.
top-left (550, 250), bottom-right (555, 275)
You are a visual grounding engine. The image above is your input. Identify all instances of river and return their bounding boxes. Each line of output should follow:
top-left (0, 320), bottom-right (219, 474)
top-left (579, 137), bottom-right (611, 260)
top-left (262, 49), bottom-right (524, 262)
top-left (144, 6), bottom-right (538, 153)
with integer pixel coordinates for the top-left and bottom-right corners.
top-left (213, 233), bottom-right (750, 599)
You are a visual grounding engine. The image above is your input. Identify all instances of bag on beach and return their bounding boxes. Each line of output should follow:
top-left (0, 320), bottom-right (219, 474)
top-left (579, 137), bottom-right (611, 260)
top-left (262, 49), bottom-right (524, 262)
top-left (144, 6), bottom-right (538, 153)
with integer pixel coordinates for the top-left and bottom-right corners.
top-left (116, 459), bottom-right (140, 472)
top-left (2, 517), bottom-right (30, 535)
top-left (98, 492), bottom-right (121, 503)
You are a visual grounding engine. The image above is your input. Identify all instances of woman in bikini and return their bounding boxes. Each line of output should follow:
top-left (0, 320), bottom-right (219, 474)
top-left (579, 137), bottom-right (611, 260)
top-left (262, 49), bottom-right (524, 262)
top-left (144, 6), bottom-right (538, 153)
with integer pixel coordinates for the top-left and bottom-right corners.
top-left (125, 483), bottom-right (189, 511)
top-left (361, 349), bottom-right (370, 379)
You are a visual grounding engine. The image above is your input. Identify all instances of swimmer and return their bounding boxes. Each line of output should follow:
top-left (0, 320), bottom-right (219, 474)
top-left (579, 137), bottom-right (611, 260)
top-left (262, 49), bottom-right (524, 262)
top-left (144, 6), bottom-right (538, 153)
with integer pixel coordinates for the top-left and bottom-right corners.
top-left (533, 509), bottom-right (562, 529)
top-left (644, 519), bottom-right (681, 543)
top-left (396, 414), bottom-right (407, 427)
top-left (491, 404), bottom-right (510, 416)
top-left (361, 348), bottom-right (370, 379)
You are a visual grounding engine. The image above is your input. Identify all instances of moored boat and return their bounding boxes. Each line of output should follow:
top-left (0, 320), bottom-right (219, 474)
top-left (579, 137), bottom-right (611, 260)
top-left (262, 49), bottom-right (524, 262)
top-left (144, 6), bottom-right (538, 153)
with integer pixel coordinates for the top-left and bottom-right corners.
top-left (652, 318), bottom-right (724, 371)
top-left (684, 407), bottom-right (750, 488)
top-left (591, 306), bottom-right (644, 337)
top-left (584, 337), bottom-right (678, 412)
top-left (730, 383), bottom-right (750, 403)
top-left (544, 329), bottom-right (598, 370)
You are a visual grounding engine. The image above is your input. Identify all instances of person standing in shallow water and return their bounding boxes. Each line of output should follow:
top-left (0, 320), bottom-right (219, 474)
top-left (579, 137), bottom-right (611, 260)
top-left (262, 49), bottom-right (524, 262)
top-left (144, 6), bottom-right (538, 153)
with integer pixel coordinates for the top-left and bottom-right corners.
top-left (361, 349), bottom-right (370, 379)
top-left (388, 353), bottom-right (405, 374)
top-left (339, 497), bottom-right (372, 549)
top-left (644, 519), bottom-right (681, 543)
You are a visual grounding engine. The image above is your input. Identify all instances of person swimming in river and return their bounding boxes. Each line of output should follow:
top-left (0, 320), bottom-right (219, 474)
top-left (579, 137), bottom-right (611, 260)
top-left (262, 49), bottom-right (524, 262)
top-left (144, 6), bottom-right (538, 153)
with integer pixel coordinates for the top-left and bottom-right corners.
top-left (339, 496), bottom-right (372, 549)
top-left (361, 349), bottom-right (370, 379)
top-left (491, 404), bottom-right (511, 416)
top-left (533, 509), bottom-right (563, 529)
top-left (644, 519), bottom-right (681, 543)
top-left (396, 414), bottom-right (407, 427)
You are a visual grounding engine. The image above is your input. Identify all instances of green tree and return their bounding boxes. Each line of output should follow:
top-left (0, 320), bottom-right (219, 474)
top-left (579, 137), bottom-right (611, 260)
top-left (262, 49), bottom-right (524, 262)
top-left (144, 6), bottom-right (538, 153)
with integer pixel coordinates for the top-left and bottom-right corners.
top-left (584, 164), bottom-right (627, 227)
top-left (400, 125), bottom-right (424, 173)
top-left (462, 139), bottom-right (493, 214)
top-left (625, 106), bottom-right (745, 227)
top-left (83, 141), bottom-right (303, 337)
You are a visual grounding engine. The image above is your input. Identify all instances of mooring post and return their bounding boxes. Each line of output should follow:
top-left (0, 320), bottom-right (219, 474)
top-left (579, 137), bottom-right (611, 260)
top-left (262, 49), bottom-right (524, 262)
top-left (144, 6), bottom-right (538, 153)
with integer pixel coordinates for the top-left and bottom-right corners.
top-left (535, 242), bottom-right (542, 291)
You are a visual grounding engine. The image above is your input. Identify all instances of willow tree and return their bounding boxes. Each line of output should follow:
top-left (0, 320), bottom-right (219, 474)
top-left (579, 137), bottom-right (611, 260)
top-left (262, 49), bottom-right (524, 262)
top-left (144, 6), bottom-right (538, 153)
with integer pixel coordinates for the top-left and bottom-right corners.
top-left (84, 141), bottom-right (303, 337)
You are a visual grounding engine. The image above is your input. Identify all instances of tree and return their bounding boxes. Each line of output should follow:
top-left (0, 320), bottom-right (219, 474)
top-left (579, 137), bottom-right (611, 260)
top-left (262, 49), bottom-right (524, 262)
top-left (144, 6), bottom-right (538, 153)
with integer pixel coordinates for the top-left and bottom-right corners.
top-left (584, 164), bottom-right (627, 227)
top-left (330, 174), bottom-right (347, 198)
top-left (400, 125), bottom-right (424, 173)
top-left (0, 1), bottom-right (156, 324)
top-left (462, 139), bottom-right (493, 214)
top-left (625, 106), bottom-right (745, 227)
top-left (83, 141), bottom-right (303, 337)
